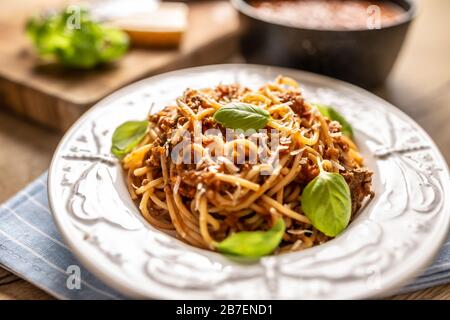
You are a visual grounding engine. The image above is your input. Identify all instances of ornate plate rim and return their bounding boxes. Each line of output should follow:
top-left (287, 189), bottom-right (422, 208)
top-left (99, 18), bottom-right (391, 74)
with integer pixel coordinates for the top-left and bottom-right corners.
top-left (48, 64), bottom-right (450, 299)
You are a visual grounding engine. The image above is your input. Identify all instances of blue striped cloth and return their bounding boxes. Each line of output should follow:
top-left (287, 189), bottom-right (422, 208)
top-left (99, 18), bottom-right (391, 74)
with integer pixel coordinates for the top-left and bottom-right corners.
top-left (0, 173), bottom-right (126, 300)
top-left (0, 172), bottom-right (449, 299)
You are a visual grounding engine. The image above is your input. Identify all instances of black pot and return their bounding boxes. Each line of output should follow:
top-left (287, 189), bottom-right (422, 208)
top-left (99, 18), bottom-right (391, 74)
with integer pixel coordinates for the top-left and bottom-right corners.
top-left (231, 0), bottom-right (417, 88)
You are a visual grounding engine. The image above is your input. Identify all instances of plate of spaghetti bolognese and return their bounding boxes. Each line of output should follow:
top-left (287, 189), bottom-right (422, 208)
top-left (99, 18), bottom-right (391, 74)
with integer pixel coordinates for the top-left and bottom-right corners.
top-left (48, 64), bottom-right (450, 299)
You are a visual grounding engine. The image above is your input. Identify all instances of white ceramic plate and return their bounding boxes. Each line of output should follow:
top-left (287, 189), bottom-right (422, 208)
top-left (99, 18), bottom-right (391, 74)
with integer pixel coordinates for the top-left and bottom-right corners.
top-left (48, 64), bottom-right (450, 299)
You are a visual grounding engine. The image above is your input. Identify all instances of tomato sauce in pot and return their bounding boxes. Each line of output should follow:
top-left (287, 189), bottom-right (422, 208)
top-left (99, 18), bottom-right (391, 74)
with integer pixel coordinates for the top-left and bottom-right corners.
top-left (249, 0), bottom-right (407, 30)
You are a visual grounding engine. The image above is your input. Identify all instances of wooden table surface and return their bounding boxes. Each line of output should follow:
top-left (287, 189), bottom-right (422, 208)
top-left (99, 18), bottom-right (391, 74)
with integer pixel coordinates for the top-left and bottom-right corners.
top-left (0, 0), bottom-right (449, 300)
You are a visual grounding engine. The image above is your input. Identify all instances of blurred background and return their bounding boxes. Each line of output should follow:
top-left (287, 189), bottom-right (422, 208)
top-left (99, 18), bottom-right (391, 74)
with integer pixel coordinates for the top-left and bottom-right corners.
top-left (0, 0), bottom-right (449, 299)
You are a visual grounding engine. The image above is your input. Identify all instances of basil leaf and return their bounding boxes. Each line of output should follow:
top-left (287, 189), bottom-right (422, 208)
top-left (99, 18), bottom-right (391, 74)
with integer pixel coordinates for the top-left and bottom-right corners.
top-left (98, 28), bottom-right (129, 63)
top-left (213, 102), bottom-right (270, 131)
top-left (313, 103), bottom-right (354, 138)
top-left (216, 219), bottom-right (285, 258)
top-left (111, 121), bottom-right (148, 159)
top-left (301, 171), bottom-right (351, 237)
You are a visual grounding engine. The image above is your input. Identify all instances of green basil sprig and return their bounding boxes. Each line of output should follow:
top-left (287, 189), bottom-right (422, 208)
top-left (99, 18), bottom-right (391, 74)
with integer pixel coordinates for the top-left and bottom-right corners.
top-left (111, 121), bottom-right (149, 158)
top-left (215, 219), bottom-right (285, 258)
top-left (301, 160), bottom-right (351, 237)
top-left (313, 103), bottom-right (354, 138)
top-left (213, 102), bottom-right (270, 131)
top-left (26, 8), bottom-right (129, 69)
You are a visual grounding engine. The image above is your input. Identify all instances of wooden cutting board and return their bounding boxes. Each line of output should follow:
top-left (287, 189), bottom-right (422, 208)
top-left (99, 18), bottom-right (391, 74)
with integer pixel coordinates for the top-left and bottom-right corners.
top-left (0, 0), bottom-right (239, 131)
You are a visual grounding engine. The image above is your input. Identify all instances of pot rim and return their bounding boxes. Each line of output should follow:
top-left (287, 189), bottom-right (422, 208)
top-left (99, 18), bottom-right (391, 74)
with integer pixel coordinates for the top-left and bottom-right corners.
top-left (231, 0), bottom-right (418, 32)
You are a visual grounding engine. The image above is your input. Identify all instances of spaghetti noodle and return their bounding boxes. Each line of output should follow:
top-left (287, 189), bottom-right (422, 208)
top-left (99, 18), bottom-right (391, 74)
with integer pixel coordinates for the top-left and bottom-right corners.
top-left (121, 76), bottom-right (373, 253)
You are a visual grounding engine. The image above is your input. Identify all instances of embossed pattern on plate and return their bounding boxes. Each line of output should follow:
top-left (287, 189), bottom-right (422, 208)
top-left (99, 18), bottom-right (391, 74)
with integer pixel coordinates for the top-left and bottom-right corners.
top-left (48, 65), bottom-right (450, 299)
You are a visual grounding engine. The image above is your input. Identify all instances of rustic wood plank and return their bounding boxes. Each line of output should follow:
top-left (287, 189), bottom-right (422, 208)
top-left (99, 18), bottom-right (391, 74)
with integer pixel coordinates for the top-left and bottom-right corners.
top-left (391, 283), bottom-right (450, 300)
top-left (0, 278), bottom-right (53, 300)
top-left (0, 115), bottom-right (60, 201)
top-left (378, 0), bottom-right (450, 115)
